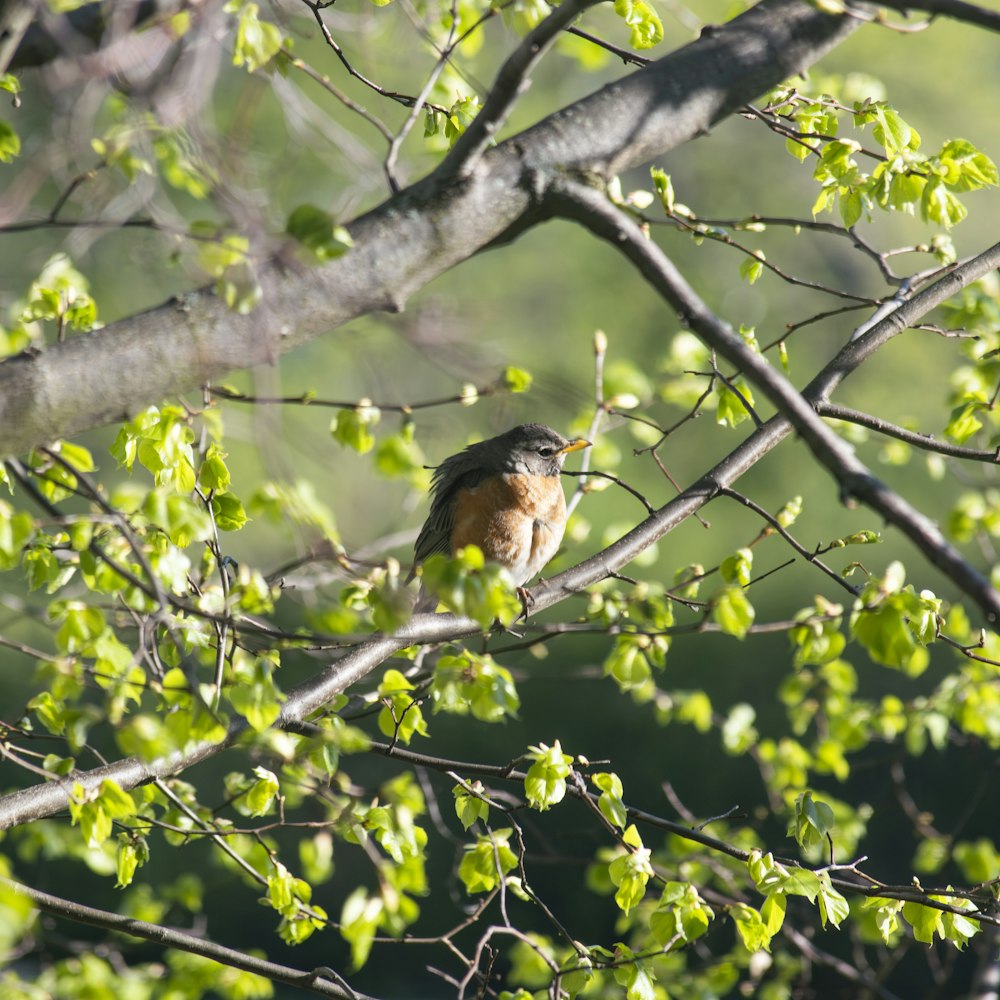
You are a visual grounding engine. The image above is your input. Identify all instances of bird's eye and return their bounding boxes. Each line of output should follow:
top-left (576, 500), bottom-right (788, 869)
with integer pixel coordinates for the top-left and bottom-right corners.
top-left (537, 446), bottom-right (555, 457)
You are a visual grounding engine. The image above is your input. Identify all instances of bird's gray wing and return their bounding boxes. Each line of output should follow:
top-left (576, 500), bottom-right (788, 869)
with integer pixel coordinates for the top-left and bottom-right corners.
top-left (412, 446), bottom-right (493, 566)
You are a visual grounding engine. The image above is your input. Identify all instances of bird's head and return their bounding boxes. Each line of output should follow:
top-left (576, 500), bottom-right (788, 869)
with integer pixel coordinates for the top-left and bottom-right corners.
top-left (495, 423), bottom-right (590, 477)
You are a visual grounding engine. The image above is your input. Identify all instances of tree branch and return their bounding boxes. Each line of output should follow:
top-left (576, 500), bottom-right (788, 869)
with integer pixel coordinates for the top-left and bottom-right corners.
top-left (0, 875), bottom-right (374, 1000)
top-left (3, 228), bottom-right (997, 831)
top-left (0, 0), bottom-right (859, 456)
top-left (816, 401), bottom-right (1000, 463)
top-left (882, 0), bottom-right (1000, 32)
top-left (546, 179), bottom-right (1000, 624)
top-left (0, 0), bottom-right (33, 75)
top-left (444, 0), bottom-right (603, 177)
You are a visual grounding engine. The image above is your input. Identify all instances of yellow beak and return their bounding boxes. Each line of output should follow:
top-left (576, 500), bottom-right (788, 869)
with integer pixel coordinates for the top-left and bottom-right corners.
top-left (559, 438), bottom-right (591, 455)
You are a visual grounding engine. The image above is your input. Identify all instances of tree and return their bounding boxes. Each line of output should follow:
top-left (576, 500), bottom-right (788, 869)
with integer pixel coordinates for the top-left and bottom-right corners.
top-left (0, 0), bottom-right (999, 997)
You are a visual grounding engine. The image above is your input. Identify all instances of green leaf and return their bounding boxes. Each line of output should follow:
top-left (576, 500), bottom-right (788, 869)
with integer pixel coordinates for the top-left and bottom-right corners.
top-left (953, 838), bottom-right (1000, 883)
top-left (268, 861), bottom-right (326, 946)
top-left (245, 766), bottom-right (280, 816)
top-left (945, 401), bottom-right (984, 443)
top-left (211, 492), bottom-right (248, 531)
top-left (375, 428), bottom-right (428, 487)
top-left (865, 896), bottom-right (904, 944)
top-left (24, 546), bottom-right (66, 594)
top-left (0, 502), bottom-right (36, 570)
top-left (377, 669), bottom-right (428, 745)
top-left (21, 255), bottom-right (97, 333)
top-left (332, 404), bottom-right (380, 454)
top-left (603, 635), bottom-right (653, 693)
top-left (937, 138), bottom-right (998, 191)
top-left (190, 224), bottom-right (249, 277)
top-left (431, 650), bottom-right (520, 722)
top-left (605, 358), bottom-right (654, 404)
top-left (720, 547), bottom-right (753, 586)
top-left (502, 366), bottom-right (533, 393)
top-left (198, 445), bottom-right (231, 492)
top-left (788, 790), bottom-right (835, 850)
top-left (524, 740), bottom-right (572, 810)
top-left (286, 205), bottom-right (353, 260)
top-left (144, 491), bottom-right (214, 547)
top-left (676, 690), bottom-right (713, 732)
top-left (872, 106), bottom-right (912, 153)
top-left (840, 188), bottom-right (864, 228)
top-left (749, 851), bottom-right (821, 900)
top-left (789, 600), bottom-right (846, 667)
top-left (842, 530), bottom-right (880, 546)
top-left (851, 563), bottom-right (936, 675)
top-left (649, 881), bottom-right (714, 945)
top-left (114, 405), bottom-right (197, 492)
top-left (419, 550), bottom-right (522, 630)
top-left (816, 874), bottom-right (849, 928)
top-left (453, 782), bottom-right (490, 830)
top-left (592, 772), bottom-right (627, 830)
top-left (458, 828), bottom-right (518, 893)
top-left (712, 585), bottom-right (755, 639)
top-left (230, 1), bottom-right (284, 72)
top-left (902, 900), bottom-right (944, 944)
top-left (53, 601), bottom-right (106, 653)
top-left (613, 0), bottom-right (663, 49)
top-left (760, 892), bottom-right (786, 936)
top-left (249, 478), bottom-right (339, 543)
top-left (0, 120), bottom-right (20, 162)
top-left (227, 652), bottom-right (284, 730)
top-left (115, 832), bottom-right (148, 889)
top-left (424, 107), bottom-right (444, 138)
top-left (650, 167), bottom-right (674, 213)
top-left (608, 826), bottom-right (653, 914)
top-left (721, 703), bottom-right (758, 754)
top-left (731, 903), bottom-right (774, 952)
top-left (941, 897), bottom-right (981, 949)
top-left (716, 379), bottom-right (755, 428)
top-left (155, 137), bottom-right (214, 199)
top-left (612, 946), bottom-right (656, 1000)
top-left (739, 253), bottom-right (765, 285)
top-left (68, 779), bottom-right (136, 848)
top-left (921, 177), bottom-right (967, 227)
top-left (100, 778), bottom-right (138, 819)
top-left (444, 95), bottom-right (480, 145)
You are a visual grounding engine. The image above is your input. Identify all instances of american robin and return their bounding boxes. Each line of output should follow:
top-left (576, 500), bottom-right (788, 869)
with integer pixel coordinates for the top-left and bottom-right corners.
top-left (412, 423), bottom-right (590, 589)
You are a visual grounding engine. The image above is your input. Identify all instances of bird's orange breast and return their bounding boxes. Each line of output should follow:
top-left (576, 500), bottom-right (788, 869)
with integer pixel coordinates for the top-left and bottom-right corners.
top-left (450, 473), bottom-right (566, 584)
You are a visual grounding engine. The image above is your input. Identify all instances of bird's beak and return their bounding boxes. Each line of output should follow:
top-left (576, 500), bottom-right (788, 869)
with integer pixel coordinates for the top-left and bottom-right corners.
top-left (559, 438), bottom-right (591, 455)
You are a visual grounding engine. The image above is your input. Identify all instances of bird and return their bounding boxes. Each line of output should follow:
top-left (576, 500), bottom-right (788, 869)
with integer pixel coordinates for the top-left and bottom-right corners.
top-left (412, 423), bottom-right (590, 592)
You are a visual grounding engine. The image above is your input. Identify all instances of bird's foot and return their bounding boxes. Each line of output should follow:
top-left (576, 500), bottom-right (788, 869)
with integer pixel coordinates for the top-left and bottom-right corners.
top-left (516, 586), bottom-right (535, 625)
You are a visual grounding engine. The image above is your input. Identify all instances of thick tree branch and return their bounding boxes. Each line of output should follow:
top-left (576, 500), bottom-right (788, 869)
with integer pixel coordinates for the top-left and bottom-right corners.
top-left (0, 0), bottom-right (859, 456)
top-left (0, 875), bottom-right (373, 999)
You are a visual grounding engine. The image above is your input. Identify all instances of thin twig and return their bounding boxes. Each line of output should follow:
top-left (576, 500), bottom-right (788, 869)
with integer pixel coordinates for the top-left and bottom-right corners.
top-left (548, 178), bottom-right (1000, 626)
top-left (445, 0), bottom-right (602, 178)
top-left (817, 401), bottom-right (1000, 463)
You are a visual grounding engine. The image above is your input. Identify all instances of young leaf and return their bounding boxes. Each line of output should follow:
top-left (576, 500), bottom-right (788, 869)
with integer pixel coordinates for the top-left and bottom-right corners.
top-left (524, 741), bottom-right (572, 810)
top-left (592, 772), bottom-right (627, 830)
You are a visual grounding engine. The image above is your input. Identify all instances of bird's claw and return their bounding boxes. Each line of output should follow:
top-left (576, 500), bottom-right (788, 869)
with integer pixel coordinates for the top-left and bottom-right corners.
top-left (516, 586), bottom-right (535, 625)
